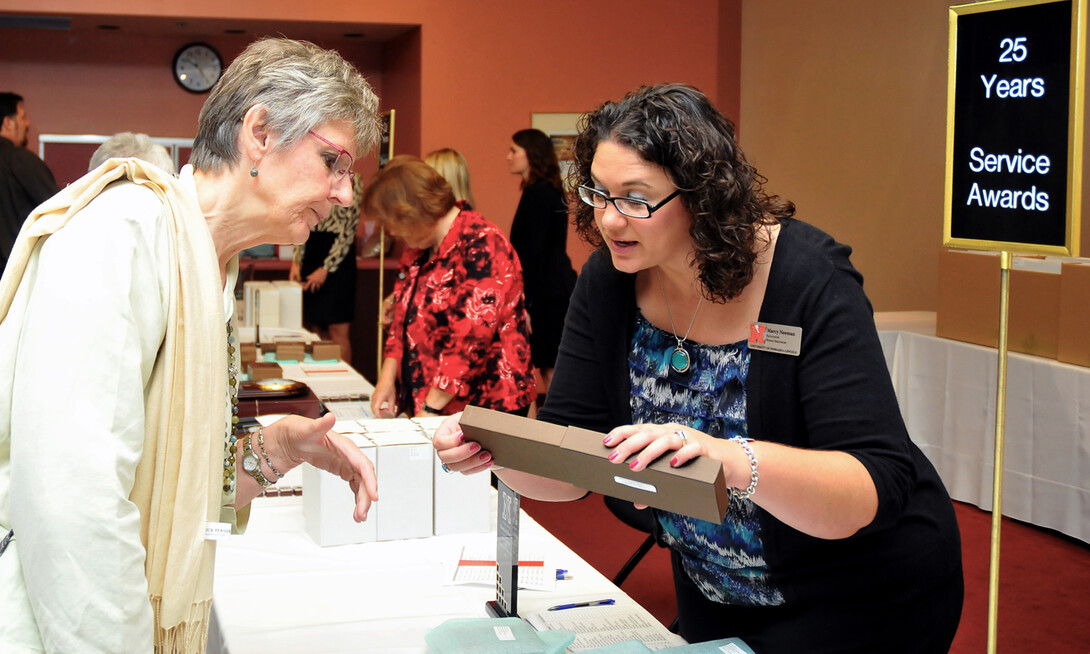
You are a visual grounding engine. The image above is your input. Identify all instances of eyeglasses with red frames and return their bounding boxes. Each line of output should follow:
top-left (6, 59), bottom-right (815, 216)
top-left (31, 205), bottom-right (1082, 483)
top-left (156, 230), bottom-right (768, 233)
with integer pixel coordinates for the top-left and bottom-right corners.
top-left (309, 130), bottom-right (355, 180)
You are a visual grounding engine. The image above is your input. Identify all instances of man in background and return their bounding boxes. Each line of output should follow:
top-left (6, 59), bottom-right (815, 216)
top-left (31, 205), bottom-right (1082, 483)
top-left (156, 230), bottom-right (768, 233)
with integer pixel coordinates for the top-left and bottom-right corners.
top-left (0, 92), bottom-right (58, 274)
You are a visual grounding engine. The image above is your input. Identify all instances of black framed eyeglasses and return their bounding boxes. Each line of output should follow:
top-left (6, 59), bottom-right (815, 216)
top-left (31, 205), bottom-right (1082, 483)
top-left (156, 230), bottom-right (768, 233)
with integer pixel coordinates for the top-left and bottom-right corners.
top-left (577, 184), bottom-right (681, 219)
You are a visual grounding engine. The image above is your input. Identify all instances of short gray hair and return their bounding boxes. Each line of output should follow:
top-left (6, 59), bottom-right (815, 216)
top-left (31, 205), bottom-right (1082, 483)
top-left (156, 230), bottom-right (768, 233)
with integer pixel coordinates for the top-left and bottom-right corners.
top-left (89, 132), bottom-right (175, 173)
top-left (190, 37), bottom-right (380, 173)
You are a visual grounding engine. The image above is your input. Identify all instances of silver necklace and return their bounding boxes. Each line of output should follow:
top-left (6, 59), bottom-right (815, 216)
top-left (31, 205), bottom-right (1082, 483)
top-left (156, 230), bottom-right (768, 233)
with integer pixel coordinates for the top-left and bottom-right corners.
top-left (656, 268), bottom-right (704, 374)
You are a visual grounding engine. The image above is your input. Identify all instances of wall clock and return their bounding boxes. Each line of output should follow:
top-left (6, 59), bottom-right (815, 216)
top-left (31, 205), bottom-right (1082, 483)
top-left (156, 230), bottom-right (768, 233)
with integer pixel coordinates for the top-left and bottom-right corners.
top-left (172, 42), bottom-right (222, 93)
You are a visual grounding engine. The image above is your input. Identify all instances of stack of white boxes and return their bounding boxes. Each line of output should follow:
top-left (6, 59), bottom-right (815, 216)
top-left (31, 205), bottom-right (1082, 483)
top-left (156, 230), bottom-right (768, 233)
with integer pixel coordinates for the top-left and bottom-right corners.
top-left (241, 280), bottom-right (303, 330)
top-left (302, 416), bottom-right (491, 547)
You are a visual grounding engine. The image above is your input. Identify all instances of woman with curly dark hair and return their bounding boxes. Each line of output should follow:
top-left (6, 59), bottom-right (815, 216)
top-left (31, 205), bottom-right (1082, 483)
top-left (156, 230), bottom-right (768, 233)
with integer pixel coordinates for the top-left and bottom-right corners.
top-left (434, 83), bottom-right (963, 652)
top-left (507, 128), bottom-right (577, 390)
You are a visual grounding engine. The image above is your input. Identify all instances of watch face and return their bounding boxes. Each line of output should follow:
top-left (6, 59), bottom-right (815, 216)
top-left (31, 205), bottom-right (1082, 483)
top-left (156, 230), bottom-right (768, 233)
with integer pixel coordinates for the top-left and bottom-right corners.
top-left (173, 43), bottom-right (222, 93)
top-left (242, 452), bottom-right (260, 473)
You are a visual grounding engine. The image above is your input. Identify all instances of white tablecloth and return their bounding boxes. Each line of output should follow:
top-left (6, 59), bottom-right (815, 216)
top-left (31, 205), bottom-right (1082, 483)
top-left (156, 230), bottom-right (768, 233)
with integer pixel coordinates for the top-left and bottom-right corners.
top-left (876, 313), bottom-right (1090, 543)
top-left (208, 494), bottom-right (683, 654)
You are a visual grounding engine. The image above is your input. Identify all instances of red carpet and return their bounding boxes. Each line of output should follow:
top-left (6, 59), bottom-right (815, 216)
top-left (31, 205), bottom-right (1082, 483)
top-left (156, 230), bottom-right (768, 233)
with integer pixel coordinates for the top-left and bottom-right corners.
top-left (521, 494), bottom-right (1090, 651)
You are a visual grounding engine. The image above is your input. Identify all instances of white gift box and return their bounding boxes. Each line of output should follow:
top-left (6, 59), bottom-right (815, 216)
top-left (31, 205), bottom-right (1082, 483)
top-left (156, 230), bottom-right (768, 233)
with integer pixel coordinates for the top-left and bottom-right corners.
top-left (302, 434), bottom-right (377, 546)
top-left (272, 280), bottom-right (303, 330)
top-left (242, 281), bottom-right (280, 329)
top-left (367, 430), bottom-right (435, 541)
top-left (431, 450), bottom-right (491, 536)
top-left (410, 417), bottom-right (491, 536)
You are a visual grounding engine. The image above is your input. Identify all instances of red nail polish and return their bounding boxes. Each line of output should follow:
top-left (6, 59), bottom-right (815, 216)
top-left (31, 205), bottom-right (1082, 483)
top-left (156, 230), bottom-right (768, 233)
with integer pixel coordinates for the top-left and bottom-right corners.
top-left (670, 456), bottom-right (679, 467)
top-left (456, 431), bottom-right (465, 443)
top-left (479, 452), bottom-right (491, 463)
top-left (629, 459), bottom-right (639, 469)
top-left (603, 435), bottom-right (612, 445)
top-left (469, 443), bottom-right (481, 454)
top-left (608, 451), bottom-right (619, 462)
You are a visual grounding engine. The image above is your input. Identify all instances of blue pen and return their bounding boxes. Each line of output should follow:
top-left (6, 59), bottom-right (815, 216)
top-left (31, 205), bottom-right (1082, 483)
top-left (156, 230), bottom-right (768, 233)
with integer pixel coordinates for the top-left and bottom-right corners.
top-left (547, 599), bottom-right (615, 611)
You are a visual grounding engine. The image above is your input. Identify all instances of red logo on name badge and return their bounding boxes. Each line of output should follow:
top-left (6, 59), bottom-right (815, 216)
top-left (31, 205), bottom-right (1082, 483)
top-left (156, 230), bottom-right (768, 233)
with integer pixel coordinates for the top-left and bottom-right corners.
top-left (749, 324), bottom-right (765, 345)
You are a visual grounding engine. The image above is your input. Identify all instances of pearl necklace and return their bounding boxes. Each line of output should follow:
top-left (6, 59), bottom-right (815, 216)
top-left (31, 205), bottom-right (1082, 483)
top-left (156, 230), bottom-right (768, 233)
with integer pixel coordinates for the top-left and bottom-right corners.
top-left (222, 321), bottom-right (240, 494)
top-left (656, 268), bottom-right (704, 374)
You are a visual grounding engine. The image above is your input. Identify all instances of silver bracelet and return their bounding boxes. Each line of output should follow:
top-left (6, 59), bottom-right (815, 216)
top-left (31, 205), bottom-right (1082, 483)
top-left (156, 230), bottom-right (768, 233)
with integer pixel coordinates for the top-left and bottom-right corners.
top-left (729, 436), bottom-right (759, 499)
top-left (256, 427), bottom-right (285, 480)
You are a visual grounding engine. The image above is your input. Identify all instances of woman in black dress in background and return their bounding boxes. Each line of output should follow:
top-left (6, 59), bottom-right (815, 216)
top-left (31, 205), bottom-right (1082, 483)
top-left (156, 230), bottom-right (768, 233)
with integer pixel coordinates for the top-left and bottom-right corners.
top-left (507, 128), bottom-right (577, 391)
top-left (291, 174), bottom-right (363, 363)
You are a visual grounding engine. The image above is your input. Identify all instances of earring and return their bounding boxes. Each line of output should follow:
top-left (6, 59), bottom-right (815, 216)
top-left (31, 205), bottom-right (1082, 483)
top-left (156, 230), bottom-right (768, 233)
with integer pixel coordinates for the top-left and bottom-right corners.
top-left (250, 164), bottom-right (258, 178)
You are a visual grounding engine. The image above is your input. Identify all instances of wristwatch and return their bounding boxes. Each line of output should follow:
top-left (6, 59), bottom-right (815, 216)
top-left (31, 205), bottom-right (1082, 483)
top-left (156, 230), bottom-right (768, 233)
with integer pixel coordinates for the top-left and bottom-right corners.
top-left (242, 434), bottom-right (275, 488)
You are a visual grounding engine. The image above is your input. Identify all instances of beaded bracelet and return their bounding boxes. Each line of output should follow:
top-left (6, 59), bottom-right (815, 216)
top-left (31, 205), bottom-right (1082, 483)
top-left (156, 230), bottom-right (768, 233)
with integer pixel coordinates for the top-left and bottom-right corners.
top-left (729, 436), bottom-right (759, 499)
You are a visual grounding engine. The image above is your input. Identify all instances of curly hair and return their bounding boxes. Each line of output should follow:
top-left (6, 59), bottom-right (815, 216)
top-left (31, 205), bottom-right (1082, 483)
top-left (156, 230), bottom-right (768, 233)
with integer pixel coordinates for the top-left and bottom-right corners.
top-left (512, 129), bottom-right (564, 193)
top-left (570, 83), bottom-right (794, 302)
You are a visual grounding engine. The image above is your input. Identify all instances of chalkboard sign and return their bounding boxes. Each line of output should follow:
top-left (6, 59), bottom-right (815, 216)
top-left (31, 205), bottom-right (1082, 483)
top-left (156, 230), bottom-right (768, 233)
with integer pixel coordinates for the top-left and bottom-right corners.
top-left (944, 0), bottom-right (1085, 255)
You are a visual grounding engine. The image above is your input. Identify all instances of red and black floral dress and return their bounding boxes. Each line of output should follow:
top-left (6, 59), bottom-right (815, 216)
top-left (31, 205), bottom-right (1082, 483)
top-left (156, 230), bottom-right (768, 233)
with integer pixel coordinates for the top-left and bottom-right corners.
top-left (384, 206), bottom-right (537, 415)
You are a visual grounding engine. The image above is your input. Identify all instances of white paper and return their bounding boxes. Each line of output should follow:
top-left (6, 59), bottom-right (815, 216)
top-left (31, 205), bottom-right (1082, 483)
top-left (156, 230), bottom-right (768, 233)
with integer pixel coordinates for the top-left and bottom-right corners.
top-left (447, 543), bottom-right (554, 591)
top-left (526, 605), bottom-right (682, 651)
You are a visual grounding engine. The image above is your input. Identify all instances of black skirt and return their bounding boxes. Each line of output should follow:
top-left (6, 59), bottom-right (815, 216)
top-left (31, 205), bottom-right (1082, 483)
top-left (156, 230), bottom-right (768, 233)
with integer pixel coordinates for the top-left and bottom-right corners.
top-left (300, 231), bottom-right (357, 325)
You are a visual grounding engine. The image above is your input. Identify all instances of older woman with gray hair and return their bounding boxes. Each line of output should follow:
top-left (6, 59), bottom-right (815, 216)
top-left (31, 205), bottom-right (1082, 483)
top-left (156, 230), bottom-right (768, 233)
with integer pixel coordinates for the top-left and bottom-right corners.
top-left (89, 132), bottom-right (176, 173)
top-left (0, 38), bottom-right (381, 653)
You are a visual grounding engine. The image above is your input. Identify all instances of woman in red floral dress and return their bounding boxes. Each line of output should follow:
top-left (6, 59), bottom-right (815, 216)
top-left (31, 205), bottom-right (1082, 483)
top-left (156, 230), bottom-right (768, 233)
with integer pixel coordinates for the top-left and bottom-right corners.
top-left (365, 155), bottom-right (537, 419)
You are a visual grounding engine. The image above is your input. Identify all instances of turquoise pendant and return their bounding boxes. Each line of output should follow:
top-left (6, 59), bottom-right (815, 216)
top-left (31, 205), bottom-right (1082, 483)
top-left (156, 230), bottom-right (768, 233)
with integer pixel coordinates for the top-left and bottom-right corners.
top-left (670, 345), bottom-right (691, 374)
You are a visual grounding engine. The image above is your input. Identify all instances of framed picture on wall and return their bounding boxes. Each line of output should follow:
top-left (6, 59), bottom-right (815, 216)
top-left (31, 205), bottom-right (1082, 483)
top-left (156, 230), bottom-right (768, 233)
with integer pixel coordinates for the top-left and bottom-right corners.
top-left (532, 112), bottom-right (583, 190)
top-left (379, 109), bottom-right (396, 168)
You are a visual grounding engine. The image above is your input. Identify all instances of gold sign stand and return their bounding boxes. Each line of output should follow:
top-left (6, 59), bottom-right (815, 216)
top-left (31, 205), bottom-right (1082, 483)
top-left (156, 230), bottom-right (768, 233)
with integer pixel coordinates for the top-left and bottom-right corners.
top-left (375, 109), bottom-right (395, 382)
top-left (376, 226), bottom-right (385, 382)
top-left (944, 1), bottom-right (1084, 647)
top-left (986, 251), bottom-right (1011, 654)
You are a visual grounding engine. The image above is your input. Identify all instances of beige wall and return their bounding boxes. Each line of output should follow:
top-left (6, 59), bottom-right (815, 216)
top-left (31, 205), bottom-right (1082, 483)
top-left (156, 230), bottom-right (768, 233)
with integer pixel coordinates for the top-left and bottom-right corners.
top-left (740, 0), bottom-right (954, 311)
top-left (741, 0), bottom-right (1088, 311)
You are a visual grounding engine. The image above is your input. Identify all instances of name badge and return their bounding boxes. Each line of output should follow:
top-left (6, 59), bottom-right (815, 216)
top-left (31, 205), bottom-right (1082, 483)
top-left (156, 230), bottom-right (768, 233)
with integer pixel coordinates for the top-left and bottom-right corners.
top-left (748, 322), bottom-right (803, 356)
top-left (205, 522), bottom-right (232, 541)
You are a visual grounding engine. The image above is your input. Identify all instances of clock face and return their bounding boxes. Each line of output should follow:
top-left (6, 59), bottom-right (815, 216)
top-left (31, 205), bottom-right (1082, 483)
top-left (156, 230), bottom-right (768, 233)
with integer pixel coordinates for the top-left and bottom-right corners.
top-left (173, 43), bottom-right (222, 93)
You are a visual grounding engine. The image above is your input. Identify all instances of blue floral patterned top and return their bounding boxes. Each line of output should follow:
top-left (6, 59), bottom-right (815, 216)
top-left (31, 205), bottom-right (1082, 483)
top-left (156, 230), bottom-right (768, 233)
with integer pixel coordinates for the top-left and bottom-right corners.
top-left (629, 311), bottom-right (785, 607)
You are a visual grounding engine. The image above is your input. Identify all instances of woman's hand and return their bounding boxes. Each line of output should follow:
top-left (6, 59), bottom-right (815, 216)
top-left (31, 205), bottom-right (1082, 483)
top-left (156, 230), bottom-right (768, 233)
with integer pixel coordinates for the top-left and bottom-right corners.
top-left (603, 422), bottom-right (712, 472)
top-left (289, 261), bottom-right (302, 283)
top-left (432, 412), bottom-right (495, 474)
top-left (304, 267), bottom-right (329, 292)
top-left (264, 414), bottom-right (378, 521)
top-left (371, 358), bottom-right (400, 418)
top-left (370, 378), bottom-right (398, 418)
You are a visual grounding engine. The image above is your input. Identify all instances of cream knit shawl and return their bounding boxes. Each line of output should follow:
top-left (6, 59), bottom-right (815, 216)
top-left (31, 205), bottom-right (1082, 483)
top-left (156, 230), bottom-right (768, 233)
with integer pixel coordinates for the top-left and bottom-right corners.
top-left (0, 159), bottom-right (225, 653)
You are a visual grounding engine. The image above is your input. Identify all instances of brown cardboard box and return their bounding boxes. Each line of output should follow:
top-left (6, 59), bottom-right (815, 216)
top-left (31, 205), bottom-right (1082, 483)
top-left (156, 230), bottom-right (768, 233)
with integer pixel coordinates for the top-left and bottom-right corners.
top-left (274, 341), bottom-right (306, 362)
top-left (1009, 257), bottom-right (1061, 359)
top-left (936, 250), bottom-right (1061, 358)
top-left (239, 342), bottom-right (258, 365)
top-left (1058, 261), bottom-right (1090, 367)
top-left (247, 361), bottom-right (283, 382)
top-left (936, 249), bottom-right (999, 348)
top-left (458, 406), bottom-right (728, 523)
top-left (309, 340), bottom-right (341, 361)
